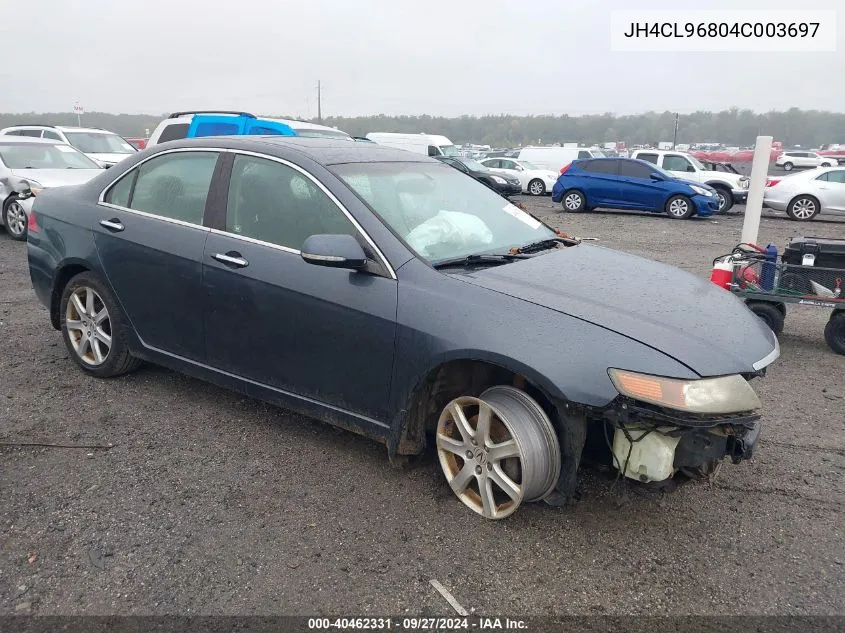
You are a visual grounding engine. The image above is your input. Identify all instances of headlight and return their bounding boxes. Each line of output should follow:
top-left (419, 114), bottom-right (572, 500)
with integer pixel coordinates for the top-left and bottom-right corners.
top-left (690, 185), bottom-right (712, 197)
top-left (24, 179), bottom-right (43, 197)
top-left (739, 177), bottom-right (750, 189)
top-left (608, 369), bottom-right (761, 415)
top-left (492, 176), bottom-right (506, 184)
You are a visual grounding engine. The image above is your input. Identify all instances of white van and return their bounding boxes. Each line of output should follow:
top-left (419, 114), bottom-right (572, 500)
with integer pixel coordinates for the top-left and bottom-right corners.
top-left (517, 146), bottom-right (605, 172)
top-left (365, 132), bottom-right (458, 157)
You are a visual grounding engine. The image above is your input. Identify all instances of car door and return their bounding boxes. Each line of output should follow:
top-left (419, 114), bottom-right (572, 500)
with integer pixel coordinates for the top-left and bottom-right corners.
top-left (661, 154), bottom-right (698, 181)
top-left (814, 169), bottom-right (845, 212)
top-left (577, 159), bottom-right (620, 206)
top-left (498, 159), bottom-right (527, 188)
top-left (201, 152), bottom-right (398, 421)
top-left (616, 159), bottom-right (666, 211)
top-left (96, 149), bottom-right (220, 360)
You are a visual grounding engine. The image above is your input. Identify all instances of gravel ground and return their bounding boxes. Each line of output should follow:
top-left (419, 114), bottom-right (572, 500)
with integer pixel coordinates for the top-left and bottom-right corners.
top-left (1, 199), bottom-right (844, 617)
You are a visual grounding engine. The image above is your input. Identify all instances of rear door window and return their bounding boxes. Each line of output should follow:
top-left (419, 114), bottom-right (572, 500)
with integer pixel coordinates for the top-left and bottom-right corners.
top-left (581, 160), bottom-right (618, 175)
top-left (105, 151), bottom-right (219, 225)
top-left (618, 161), bottom-right (654, 179)
top-left (19, 129), bottom-right (43, 138)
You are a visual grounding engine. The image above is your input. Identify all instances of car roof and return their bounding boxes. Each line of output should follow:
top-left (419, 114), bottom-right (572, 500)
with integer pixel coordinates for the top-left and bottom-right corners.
top-left (163, 113), bottom-right (346, 134)
top-left (0, 136), bottom-right (62, 145)
top-left (2, 124), bottom-right (112, 134)
top-left (157, 136), bottom-right (438, 165)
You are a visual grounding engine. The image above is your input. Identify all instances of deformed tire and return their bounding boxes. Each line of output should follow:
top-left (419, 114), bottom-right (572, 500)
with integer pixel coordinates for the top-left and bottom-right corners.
top-left (665, 195), bottom-right (694, 219)
top-left (746, 301), bottom-right (785, 335)
top-left (59, 271), bottom-right (142, 378)
top-left (560, 189), bottom-right (585, 212)
top-left (435, 385), bottom-right (560, 519)
top-left (824, 311), bottom-right (845, 355)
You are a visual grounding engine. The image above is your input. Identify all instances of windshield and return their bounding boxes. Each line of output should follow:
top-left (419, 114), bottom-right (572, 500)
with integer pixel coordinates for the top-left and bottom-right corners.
top-left (333, 162), bottom-right (555, 264)
top-left (292, 128), bottom-right (352, 139)
top-left (439, 145), bottom-right (459, 157)
top-left (0, 143), bottom-right (102, 169)
top-left (64, 132), bottom-right (136, 154)
top-left (650, 163), bottom-right (678, 179)
top-left (687, 155), bottom-right (706, 170)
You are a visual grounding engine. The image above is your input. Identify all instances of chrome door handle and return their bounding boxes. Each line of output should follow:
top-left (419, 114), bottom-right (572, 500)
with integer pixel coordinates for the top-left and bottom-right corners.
top-left (211, 252), bottom-right (249, 268)
top-left (99, 219), bottom-right (124, 232)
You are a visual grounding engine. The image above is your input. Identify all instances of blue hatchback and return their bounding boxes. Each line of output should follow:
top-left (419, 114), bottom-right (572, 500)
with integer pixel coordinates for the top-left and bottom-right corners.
top-left (551, 157), bottom-right (720, 219)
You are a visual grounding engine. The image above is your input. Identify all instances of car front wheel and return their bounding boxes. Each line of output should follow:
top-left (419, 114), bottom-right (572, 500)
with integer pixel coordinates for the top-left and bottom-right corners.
top-left (665, 195), bottom-right (694, 219)
top-left (3, 196), bottom-right (27, 241)
top-left (59, 272), bottom-right (142, 378)
top-left (714, 188), bottom-right (733, 213)
top-left (527, 179), bottom-right (546, 196)
top-left (436, 385), bottom-right (560, 519)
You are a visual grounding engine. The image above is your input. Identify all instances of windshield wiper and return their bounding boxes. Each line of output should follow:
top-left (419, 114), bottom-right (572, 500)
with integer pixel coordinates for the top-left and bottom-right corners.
top-left (512, 236), bottom-right (574, 254)
top-left (432, 253), bottom-right (529, 269)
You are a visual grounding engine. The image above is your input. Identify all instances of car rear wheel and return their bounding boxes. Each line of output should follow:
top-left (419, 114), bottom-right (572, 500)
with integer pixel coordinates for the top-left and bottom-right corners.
top-left (527, 179), bottom-right (546, 196)
top-left (746, 301), bottom-right (785, 335)
top-left (782, 162), bottom-right (794, 171)
top-left (786, 195), bottom-right (819, 221)
top-left (60, 272), bottom-right (142, 378)
top-left (3, 196), bottom-right (27, 241)
top-left (713, 188), bottom-right (733, 213)
top-left (665, 195), bottom-right (694, 219)
top-left (436, 385), bottom-right (560, 519)
top-left (561, 190), bottom-right (585, 212)
top-left (824, 312), bottom-right (845, 355)
top-left (821, 162), bottom-right (832, 167)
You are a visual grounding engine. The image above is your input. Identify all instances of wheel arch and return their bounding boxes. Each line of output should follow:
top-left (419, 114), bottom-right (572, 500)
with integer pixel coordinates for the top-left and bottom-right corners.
top-left (390, 353), bottom-right (567, 458)
top-left (787, 192), bottom-right (820, 213)
top-left (49, 259), bottom-right (94, 330)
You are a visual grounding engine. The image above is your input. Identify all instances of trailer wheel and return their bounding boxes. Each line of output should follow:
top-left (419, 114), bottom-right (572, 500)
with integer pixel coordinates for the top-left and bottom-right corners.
top-left (746, 301), bottom-right (785, 335)
top-left (824, 311), bottom-right (845, 355)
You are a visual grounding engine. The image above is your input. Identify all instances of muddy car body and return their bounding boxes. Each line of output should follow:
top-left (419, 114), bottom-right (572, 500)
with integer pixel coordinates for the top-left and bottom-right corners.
top-left (27, 136), bottom-right (779, 519)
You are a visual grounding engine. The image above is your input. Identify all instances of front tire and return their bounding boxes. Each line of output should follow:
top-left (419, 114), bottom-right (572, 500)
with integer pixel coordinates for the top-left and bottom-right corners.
top-left (786, 195), bottom-right (819, 221)
top-left (527, 179), bottom-right (546, 196)
top-left (561, 189), bottom-right (585, 212)
top-left (824, 312), bottom-right (845, 355)
top-left (782, 162), bottom-right (794, 171)
top-left (665, 195), bottom-right (694, 219)
top-left (59, 272), bottom-right (142, 378)
top-left (435, 385), bottom-right (560, 519)
top-left (3, 196), bottom-right (27, 241)
top-left (713, 188), bottom-right (734, 213)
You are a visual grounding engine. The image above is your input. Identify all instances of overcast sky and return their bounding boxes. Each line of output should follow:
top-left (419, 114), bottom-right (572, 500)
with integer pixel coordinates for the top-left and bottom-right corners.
top-left (1, 0), bottom-right (841, 117)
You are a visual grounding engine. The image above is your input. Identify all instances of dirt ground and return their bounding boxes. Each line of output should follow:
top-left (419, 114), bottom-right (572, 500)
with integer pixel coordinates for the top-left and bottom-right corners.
top-left (1, 199), bottom-right (843, 617)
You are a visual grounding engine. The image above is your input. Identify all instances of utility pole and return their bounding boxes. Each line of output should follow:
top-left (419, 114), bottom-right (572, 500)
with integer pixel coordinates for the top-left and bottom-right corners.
top-left (317, 80), bottom-right (322, 123)
top-left (672, 112), bottom-right (679, 149)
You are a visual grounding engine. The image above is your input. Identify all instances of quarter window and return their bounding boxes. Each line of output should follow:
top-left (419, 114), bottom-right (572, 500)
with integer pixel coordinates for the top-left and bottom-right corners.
top-left (157, 123), bottom-right (190, 143)
top-left (105, 151), bottom-right (218, 225)
top-left (225, 155), bottom-right (357, 251)
top-left (42, 130), bottom-right (62, 141)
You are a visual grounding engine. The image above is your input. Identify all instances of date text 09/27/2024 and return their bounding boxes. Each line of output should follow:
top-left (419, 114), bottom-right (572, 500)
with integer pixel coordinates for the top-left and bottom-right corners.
top-left (622, 22), bottom-right (820, 38)
top-left (307, 617), bottom-right (528, 630)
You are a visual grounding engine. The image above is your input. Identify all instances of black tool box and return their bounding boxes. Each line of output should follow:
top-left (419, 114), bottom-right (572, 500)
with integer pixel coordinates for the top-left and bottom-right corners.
top-left (782, 237), bottom-right (845, 268)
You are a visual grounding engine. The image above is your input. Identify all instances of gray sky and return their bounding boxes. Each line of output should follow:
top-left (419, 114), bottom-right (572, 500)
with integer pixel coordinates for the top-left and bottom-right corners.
top-left (1, 0), bottom-right (841, 117)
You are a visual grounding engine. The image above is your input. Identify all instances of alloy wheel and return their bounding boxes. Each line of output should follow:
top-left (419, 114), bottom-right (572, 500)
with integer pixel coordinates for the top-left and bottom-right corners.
top-left (529, 180), bottom-right (545, 196)
top-left (791, 198), bottom-right (816, 220)
top-left (716, 192), bottom-right (727, 211)
top-left (436, 386), bottom-right (560, 519)
top-left (65, 287), bottom-right (112, 366)
top-left (4, 201), bottom-right (26, 238)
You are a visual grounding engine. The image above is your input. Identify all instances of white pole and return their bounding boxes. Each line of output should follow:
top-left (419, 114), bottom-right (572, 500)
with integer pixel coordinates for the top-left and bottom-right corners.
top-left (740, 135), bottom-right (773, 246)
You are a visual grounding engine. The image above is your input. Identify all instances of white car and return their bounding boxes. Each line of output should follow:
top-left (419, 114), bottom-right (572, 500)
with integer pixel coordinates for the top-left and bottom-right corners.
top-left (763, 167), bottom-right (845, 221)
top-left (630, 149), bottom-right (749, 212)
top-left (479, 158), bottom-right (559, 195)
top-left (775, 151), bottom-right (837, 172)
top-left (0, 125), bottom-right (137, 168)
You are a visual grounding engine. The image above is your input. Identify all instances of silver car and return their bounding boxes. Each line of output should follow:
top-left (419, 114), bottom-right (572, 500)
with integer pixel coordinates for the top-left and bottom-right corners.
top-left (0, 137), bottom-right (103, 240)
top-left (763, 167), bottom-right (845, 221)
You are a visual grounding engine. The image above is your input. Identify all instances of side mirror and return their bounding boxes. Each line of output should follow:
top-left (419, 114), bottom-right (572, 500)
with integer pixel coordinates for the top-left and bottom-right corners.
top-left (300, 234), bottom-right (368, 270)
top-left (686, 165), bottom-right (696, 172)
top-left (650, 173), bottom-right (665, 181)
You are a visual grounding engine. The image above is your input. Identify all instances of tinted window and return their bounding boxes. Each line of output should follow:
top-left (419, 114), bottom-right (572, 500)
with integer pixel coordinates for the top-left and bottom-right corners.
top-left (577, 150), bottom-right (591, 159)
top-left (157, 123), bottom-right (190, 143)
top-left (19, 130), bottom-right (43, 138)
top-left (42, 130), bottom-right (62, 140)
top-left (225, 154), bottom-right (357, 251)
top-left (618, 161), bottom-right (655, 179)
top-left (105, 171), bottom-right (135, 207)
top-left (637, 153), bottom-right (659, 164)
top-left (663, 154), bottom-right (692, 171)
top-left (581, 160), bottom-right (617, 175)
top-left (500, 160), bottom-right (517, 169)
top-left (427, 146), bottom-right (439, 157)
top-left (119, 151), bottom-right (218, 224)
top-left (484, 159), bottom-right (501, 168)
top-left (3, 130), bottom-right (21, 136)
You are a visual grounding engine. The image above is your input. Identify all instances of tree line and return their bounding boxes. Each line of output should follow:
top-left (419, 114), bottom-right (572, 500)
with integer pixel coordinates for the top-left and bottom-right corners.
top-left (1, 108), bottom-right (842, 147)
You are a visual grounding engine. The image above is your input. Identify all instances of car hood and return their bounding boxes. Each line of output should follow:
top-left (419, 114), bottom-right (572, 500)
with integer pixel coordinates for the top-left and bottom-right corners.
top-left (10, 168), bottom-right (104, 188)
top-left (673, 177), bottom-right (717, 192)
top-left (449, 245), bottom-right (778, 377)
top-left (86, 152), bottom-right (134, 165)
top-left (700, 169), bottom-right (746, 186)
